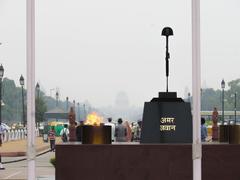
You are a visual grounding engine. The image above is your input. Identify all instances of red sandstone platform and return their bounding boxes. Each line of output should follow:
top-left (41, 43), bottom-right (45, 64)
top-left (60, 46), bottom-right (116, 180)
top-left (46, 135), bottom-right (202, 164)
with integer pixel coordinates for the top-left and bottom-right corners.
top-left (56, 143), bottom-right (240, 180)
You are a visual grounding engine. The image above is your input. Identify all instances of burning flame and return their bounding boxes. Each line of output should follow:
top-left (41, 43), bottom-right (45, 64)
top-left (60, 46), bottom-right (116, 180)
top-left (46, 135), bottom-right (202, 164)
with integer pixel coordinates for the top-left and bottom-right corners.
top-left (84, 112), bottom-right (103, 126)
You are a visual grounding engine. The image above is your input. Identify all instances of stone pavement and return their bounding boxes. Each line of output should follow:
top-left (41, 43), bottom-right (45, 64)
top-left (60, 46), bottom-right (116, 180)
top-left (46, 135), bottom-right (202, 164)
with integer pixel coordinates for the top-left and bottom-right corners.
top-left (0, 137), bottom-right (61, 179)
top-left (1, 151), bottom-right (56, 180)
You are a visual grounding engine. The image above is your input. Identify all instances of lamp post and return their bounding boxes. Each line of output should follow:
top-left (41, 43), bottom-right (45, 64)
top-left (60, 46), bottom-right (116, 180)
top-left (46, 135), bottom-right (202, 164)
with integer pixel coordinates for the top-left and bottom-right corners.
top-left (234, 92), bottom-right (237, 124)
top-left (35, 83), bottom-right (40, 128)
top-left (73, 100), bottom-right (75, 109)
top-left (188, 92), bottom-right (191, 102)
top-left (221, 79), bottom-right (225, 125)
top-left (20, 75), bottom-right (25, 127)
top-left (36, 83), bottom-right (40, 100)
top-left (0, 64), bottom-right (5, 170)
top-left (83, 104), bottom-right (86, 120)
top-left (230, 92), bottom-right (237, 124)
top-left (66, 97), bottom-right (69, 112)
top-left (77, 102), bottom-right (80, 121)
top-left (56, 91), bottom-right (59, 107)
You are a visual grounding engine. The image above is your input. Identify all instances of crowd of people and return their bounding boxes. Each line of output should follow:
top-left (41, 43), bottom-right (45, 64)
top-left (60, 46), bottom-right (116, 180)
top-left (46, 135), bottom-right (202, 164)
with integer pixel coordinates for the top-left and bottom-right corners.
top-left (105, 117), bottom-right (142, 142)
top-left (47, 118), bottom-right (142, 150)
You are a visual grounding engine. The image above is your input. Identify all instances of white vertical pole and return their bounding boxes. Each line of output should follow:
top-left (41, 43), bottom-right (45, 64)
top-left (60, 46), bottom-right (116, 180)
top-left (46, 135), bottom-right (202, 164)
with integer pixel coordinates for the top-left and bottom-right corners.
top-left (192, 0), bottom-right (202, 180)
top-left (27, 0), bottom-right (36, 180)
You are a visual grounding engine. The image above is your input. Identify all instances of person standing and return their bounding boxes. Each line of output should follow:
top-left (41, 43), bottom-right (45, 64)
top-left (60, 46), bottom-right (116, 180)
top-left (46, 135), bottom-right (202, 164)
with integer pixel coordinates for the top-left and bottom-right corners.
top-left (131, 122), bottom-right (135, 142)
top-left (201, 118), bottom-right (208, 142)
top-left (212, 107), bottom-right (219, 141)
top-left (136, 121), bottom-right (142, 141)
top-left (0, 125), bottom-right (6, 145)
top-left (115, 118), bottom-right (127, 142)
top-left (76, 121), bottom-right (84, 142)
top-left (60, 124), bottom-right (69, 142)
top-left (105, 118), bottom-right (115, 142)
top-left (0, 124), bottom-right (6, 170)
top-left (48, 126), bottom-right (56, 151)
top-left (123, 121), bottom-right (132, 142)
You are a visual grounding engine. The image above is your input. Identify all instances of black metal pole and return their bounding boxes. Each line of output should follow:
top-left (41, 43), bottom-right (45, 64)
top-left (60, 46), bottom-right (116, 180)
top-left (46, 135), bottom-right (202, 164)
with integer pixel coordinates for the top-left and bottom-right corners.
top-left (0, 63), bottom-right (4, 169)
top-left (77, 103), bottom-right (80, 121)
top-left (36, 88), bottom-right (40, 128)
top-left (162, 27), bottom-right (173, 93)
top-left (0, 78), bottom-right (4, 170)
top-left (235, 92), bottom-right (237, 124)
top-left (0, 78), bottom-right (3, 169)
top-left (0, 78), bottom-right (2, 129)
top-left (38, 89), bottom-right (40, 100)
top-left (83, 104), bottom-right (86, 120)
top-left (222, 88), bottom-right (224, 125)
top-left (22, 86), bottom-right (25, 127)
top-left (188, 92), bottom-right (191, 102)
top-left (73, 100), bottom-right (75, 110)
top-left (66, 97), bottom-right (69, 112)
top-left (165, 36), bottom-right (169, 92)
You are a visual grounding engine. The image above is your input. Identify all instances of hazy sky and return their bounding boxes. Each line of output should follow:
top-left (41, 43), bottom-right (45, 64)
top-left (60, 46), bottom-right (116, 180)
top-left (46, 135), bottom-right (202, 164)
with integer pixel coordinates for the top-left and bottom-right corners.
top-left (0, 0), bottom-right (240, 107)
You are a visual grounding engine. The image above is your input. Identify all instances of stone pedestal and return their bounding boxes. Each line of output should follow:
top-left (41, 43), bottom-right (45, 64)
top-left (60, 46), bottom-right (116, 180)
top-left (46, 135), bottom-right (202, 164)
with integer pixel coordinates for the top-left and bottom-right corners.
top-left (82, 125), bottom-right (111, 144)
top-left (219, 125), bottom-right (229, 142)
top-left (56, 143), bottom-right (240, 180)
top-left (229, 125), bottom-right (240, 144)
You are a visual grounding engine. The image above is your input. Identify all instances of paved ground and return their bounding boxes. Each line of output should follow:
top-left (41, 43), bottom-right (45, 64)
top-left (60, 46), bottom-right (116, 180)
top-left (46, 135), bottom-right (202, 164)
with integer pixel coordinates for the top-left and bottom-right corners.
top-left (0, 137), bottom-right (62, 179)
top-left (0, 152), bottom-right (55, 180)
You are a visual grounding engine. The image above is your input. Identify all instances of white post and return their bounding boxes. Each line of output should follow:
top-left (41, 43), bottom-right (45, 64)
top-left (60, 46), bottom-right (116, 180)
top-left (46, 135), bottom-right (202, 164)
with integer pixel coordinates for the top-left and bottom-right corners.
top-left (27, 0), bottom-right (36, 179)
top-left (192, 0), bottom-right (202, 180)
top-left (3, 131), bottom-right (6, 142)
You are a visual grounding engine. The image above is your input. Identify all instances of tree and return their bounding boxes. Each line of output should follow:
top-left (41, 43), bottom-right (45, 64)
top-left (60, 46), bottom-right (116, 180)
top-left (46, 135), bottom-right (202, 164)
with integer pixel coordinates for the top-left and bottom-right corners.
top-left (201, 88), bottom-right (222, 111)
top-left (2, 78), bottom-right (25, 123)
top-left (36, 94), bottom-right (47, 127)
top-left (226, 79), bottom-right (240, 111)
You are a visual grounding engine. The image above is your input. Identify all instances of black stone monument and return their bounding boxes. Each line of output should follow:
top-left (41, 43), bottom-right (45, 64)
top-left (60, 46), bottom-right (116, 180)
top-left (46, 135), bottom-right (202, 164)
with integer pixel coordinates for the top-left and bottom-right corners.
top-left (141, 92), bottom-right (192, 143)
top-left (140, 27), bottom-right (192, 143)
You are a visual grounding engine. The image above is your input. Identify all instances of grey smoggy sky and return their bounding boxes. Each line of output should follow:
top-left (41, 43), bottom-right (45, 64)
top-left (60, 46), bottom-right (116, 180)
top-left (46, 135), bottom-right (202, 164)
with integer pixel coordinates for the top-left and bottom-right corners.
top-left (0, 0), bottom-right (240, 107)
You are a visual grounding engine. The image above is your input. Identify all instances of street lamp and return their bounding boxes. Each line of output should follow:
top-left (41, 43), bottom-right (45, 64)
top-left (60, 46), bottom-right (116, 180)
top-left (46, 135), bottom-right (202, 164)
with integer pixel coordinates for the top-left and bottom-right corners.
top-left (83, 104), bottom-right (86, 120)
top-left (36, 83), bottom-right (40, 99)
top-left (35, 83), bottom-right (40, 128)
top-left (188, 92), bottom-right (191, 102)
top-left (0, 64), bottom-right (5, 170)
top-left (73, 100), bottom-right (75, 109)
top-left (66, 97), bottom-right (69, 112)
top-left (77, 102), bottom-right (80, 121)
top-left (56, 91), bottom-right (59, 107)
top-left (221, 79), bottom-right (225, 125)
top-left (234, 92), bottom-right (237, 124)
top-left (19, 75), bottom-right (25, 127)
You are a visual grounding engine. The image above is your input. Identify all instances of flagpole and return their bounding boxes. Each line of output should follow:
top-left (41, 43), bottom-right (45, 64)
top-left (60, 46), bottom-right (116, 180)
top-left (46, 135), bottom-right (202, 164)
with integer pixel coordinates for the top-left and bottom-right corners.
top-left (192, 0), bottom-right (202, 180)
top-left (27, 0), bottom-right (36, 179)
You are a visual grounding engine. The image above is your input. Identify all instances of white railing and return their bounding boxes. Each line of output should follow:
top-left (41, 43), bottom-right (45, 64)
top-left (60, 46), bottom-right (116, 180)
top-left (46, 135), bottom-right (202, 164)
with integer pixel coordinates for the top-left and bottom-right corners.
top-left (2, 128), bottom-right (39, 142)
